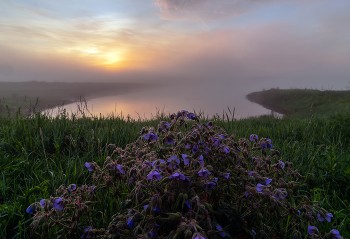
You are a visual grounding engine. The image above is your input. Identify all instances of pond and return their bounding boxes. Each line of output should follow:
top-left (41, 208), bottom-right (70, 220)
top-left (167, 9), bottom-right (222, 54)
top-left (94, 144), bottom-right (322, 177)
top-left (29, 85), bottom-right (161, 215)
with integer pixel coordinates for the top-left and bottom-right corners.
top-left (44, 83), bottom-right (282, 120)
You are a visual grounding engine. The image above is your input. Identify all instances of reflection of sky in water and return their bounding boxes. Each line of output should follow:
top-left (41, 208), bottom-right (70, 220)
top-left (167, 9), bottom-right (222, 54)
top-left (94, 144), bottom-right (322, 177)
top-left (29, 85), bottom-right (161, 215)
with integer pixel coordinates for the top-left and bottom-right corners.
top-left (45, 84), bottom-right (280, 120)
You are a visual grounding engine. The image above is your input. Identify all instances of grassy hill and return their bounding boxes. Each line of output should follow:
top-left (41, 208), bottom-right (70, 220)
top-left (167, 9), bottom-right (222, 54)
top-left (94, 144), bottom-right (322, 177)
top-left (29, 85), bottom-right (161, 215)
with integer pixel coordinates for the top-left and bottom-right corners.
top-left (1, 109), bottom-right (350, 237)
top-left (1, 88), bottom-right (350, 238)
top-left (246, 88), bottom-right (350, 118)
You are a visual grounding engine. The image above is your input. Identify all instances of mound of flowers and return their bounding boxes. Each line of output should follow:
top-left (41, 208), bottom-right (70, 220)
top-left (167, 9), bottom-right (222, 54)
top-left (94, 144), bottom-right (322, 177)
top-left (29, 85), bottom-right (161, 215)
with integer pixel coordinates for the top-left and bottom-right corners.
top-left (26, 110), bottom-right (342, 238)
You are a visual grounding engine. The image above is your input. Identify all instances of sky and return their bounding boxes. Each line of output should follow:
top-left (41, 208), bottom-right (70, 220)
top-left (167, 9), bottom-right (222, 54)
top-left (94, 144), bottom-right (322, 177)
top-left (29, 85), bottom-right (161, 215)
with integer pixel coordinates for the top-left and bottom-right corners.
top-left (1, 0), bottom-right (350, 91)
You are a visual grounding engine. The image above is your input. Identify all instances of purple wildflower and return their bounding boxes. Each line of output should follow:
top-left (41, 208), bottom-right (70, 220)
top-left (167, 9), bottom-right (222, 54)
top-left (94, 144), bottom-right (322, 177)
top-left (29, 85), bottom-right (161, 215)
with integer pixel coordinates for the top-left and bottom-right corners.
top-left (308, 225), bottom-right (319, 235)
top-left (164, 135), bottom-right (174, 144)
top-left (213, 177), bottom-right (218, 182)
top-left (184, 176), bottom-right (191, 184)
top-left (39, 199), bottom-right (46, 208)
top-left (216, 224), bottom-right (225, 237)
top-left (252, 230), bottom-right (256, 235)
top-left (187, 113), bottom-right (196, 120)
top-left (265, 178), bottom-right (272, 185)
top-left (218, 135), bottom-right (225, 139)
top-left (205, 147), bottom-right (210, 153)
top-left (192, 145), bottom-right (199, 154)
top-left (198, 141), bottom-right (205, 145)
top-left (274, 189), bottom-right (286, 200)
top-left (223, 172), bottom-right (230, 179)
top-left (169, 172), bottom-right (186, 180)
top-left (250, 134), bottom-right (258, 141)
top-left (150, 231), bottom-right (156, 238)
top-left (256, 183), bottom-right (264, 192)
top-left (267, 143), bottom-right (273, 149)
top-left (182, 154), bottom-right (192, 166)
top-left (85, 162), bottom-right (94, 171)
top-left (143, 205), bottom-right (149, 209)
top-left (117, 165), bottom-right (125, 174)
top-left (147, 171), bottom-right (163, 181)
top-left (298, 210), bottom-right (300, 215)
top-left (185, 200), bottom-right (191, 209)
top-left (53, 198), bottom-right (64, 210)
top-left (245, 191), bottom-right (249, 197)
top-left (193, 233), bottom-right (206, 239)
top-left (179, 110), bottom-right (189, 116)
top-left (185, 143), bottom-right (191, 149)
top-left (168, 156), bottom-right (180, 164)
top-left (160, 121), bottom-right (170, 131)
top-left (153, 205), bottom-right (161, 212)
top-left (68, 184), bottom-right (77, 192)
top-left (127, 218), bottom-right (134, 227)
top-left (279, 160), bottom-right (285, 169)
top-left (82, 226), bottom-right (92, 239)
top-left (325, 213), bottom-right (333, 222)
top-left (330, 229), bottom-right (341, 239)
top-left (318, 213), bottom-right (333, 222)
top-left (317, 213), bottom-right (324, 222)
top-left (198, 155), bottom-right (204, 165)
top-left (198, 169), bottom-right (211, 179)
top-left (205, 181), bottom-right (216, 190)
top-left (207, 121), bottom-right (213, 127)
top-left (222, 146), bottom-right (230, 154)
top-left (262, 143), bottom-right (266, 148)
top-left (212, 137), bottom-right (220, 146)
top-left (144, 133), bottom-right (159, 141)
top-left (249, 171), bottom-right (254, 176)
top-left (26, 205), bottom-right (35, 214)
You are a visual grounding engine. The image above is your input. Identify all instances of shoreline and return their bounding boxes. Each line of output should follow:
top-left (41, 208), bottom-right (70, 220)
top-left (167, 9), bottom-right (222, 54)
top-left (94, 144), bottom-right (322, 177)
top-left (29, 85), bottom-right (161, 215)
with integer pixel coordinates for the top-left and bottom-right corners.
top-left (0, 81), bottom-right (157, 116)
top-left (246, 91), bottom-right (290, 116)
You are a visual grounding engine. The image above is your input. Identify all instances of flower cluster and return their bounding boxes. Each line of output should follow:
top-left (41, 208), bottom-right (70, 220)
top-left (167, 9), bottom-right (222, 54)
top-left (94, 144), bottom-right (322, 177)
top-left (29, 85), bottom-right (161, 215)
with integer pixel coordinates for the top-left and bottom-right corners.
top-left (26, 110), bottom-right (341, 239)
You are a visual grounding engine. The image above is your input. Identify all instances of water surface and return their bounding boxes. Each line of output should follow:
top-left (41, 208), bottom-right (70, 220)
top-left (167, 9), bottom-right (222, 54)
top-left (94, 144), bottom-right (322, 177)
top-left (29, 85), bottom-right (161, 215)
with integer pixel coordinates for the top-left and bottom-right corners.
top-left (45, 83), bottom-right (279, 119)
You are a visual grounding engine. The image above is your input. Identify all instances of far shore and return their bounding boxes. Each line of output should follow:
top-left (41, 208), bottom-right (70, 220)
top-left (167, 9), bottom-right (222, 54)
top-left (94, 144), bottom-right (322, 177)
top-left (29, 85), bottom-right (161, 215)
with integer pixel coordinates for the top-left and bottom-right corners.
top-left (0, 81), bottom-right (156, 116)
top-left (246, 91), bottom-right (291, 116)
top-left (246, 88), bottom-right (350, 118)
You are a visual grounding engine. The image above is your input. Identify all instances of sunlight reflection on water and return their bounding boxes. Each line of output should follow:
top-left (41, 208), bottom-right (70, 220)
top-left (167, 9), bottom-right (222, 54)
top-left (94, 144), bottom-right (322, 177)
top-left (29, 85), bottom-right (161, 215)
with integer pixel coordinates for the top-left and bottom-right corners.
top-left (44, 84), bottom-right (283, 120)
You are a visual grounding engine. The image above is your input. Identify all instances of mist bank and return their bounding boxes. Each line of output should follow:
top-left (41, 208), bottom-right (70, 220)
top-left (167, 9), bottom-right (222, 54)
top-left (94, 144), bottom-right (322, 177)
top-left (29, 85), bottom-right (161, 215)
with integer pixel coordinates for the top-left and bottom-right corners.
top-left (246, 88), bottom-right (350, 118)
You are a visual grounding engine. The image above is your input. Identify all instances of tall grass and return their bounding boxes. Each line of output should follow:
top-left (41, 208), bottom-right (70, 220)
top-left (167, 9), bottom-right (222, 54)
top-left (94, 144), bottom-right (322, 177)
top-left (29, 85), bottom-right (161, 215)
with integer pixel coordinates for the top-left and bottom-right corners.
top-left (1, 109), bottom-right (350, 238)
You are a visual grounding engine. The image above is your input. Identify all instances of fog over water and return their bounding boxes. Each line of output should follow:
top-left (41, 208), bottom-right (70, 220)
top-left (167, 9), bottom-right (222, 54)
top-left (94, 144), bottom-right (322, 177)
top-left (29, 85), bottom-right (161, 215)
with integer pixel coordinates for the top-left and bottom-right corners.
top-left (45, 82), bottom-right (282, 119)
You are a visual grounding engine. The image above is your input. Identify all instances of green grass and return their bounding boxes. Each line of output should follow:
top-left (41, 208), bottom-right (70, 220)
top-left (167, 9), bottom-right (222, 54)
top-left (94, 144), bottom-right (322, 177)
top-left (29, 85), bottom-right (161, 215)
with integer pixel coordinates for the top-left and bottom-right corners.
top-left (246, 88), bottom-right (350, 118)
top-left (1, 107), bottom-right (350, 238)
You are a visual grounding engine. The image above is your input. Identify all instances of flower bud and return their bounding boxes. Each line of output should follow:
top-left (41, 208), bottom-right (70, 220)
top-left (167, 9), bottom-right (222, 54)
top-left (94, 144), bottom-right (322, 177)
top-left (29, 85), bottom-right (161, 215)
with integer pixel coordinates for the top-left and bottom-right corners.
top-left (177, 193), bottom-right (184, 203)
top-left (42, 222), bottom-right (48, 232)
top-left (292, 230), bottom-right (301, 239)
top-left (206, 165), bottom-right (213, 171)
top-left (184, 230), bottom-right (193, 239)
top-left (183, 194), bottom-right (188, 201)
top-left (178, 224), bottom-right (187, 232)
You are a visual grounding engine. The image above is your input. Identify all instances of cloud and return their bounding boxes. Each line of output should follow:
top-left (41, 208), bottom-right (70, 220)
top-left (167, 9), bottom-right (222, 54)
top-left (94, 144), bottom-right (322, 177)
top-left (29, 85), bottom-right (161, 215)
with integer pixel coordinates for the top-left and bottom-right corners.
top-left (154, 0), bottom-right (312, 21)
